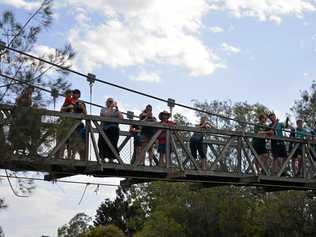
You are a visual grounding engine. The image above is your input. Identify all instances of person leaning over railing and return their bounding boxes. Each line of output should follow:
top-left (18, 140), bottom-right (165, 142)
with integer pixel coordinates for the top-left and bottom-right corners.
top-left (252, 113), bottom-right (273, 174)
top-left (157, 110), bottom-right (175, 167)
top-left (190, 115), bottom-right (214, 170)
top-left (98, 97), bottom-right (123, 162)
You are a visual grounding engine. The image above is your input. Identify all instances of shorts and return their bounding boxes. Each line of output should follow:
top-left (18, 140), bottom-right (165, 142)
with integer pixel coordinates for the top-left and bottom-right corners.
top-left (271, 141), bottom-right (287, 159)
top-left (252, 142), bottom-right (267, 155)
top-left (133, 134), bottom-right (143, 146)
top-left (158, 144), bottom-right (166, 153)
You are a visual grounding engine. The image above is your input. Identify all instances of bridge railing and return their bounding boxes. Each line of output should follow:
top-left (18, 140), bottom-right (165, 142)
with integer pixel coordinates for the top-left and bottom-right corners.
top-left (1, 104), bottom-right (315, 179)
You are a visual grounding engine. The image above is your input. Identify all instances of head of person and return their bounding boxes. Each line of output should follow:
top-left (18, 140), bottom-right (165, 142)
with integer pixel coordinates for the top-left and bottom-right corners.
top-left (145, 104), bottom-right (152, 113)
top-left (159, 111), bottom-right (171, 121)
top-left (22, 86), bottom-right (34, 97)
top-left (106, 97), bottom-right (114, 108)
top-left (65, 89), bottom-right (73, 97)
top-left (296, 119), bottom-right (303, 128)
top-left (258, 113), bottom-right (267, 123)
top-left (200, 115), bottom-right (208, 124)
top-left (72, 89), bottom-right (81, 99)
top-left (268, 113), bottom-right (276, 122)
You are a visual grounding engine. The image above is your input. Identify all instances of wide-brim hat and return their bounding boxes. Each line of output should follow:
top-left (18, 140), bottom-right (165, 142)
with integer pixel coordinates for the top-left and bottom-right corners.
top-left (159, 110), bottom-right (171, 120)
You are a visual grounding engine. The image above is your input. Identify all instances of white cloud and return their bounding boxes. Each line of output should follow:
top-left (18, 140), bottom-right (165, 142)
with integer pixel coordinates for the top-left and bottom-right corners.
top-left (209, 0), bottom-right (316, 24)
top-left (0, 172), bottom-right (118, 237)
top-left (67, 0), bottom-right (224, 77)
top-left (1, 0), bottom-right (40, 10)
top-left (209, 26), bottom-right (224, 33)
top-left (32, 44), bottom-right (56, 57)
top-left (221, 42), bottom-right (241, 54)
top-left (130, 70), bottom-right (161, 83)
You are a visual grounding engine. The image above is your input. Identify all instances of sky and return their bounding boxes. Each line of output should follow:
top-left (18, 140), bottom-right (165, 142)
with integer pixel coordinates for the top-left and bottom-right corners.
top-left (1, 0), bottom-right (316, 236)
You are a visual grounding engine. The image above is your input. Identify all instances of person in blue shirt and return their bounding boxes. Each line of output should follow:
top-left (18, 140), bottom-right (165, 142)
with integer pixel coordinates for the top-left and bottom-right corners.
top-left (268, 113), bottom-right (287, 175)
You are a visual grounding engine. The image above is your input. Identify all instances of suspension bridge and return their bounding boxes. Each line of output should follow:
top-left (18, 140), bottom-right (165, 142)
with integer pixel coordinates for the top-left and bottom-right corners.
top-left (1, 39), bottom-right (316, 192)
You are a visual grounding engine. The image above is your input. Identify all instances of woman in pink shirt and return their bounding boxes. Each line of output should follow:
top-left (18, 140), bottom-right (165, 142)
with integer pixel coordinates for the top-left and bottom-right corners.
top-left (158, 111), bottom-right (175, 167)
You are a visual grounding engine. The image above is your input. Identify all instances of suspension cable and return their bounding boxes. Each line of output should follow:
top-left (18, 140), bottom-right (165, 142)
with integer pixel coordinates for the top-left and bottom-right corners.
top-left (0, 72), bottom-right (137, 118)
top-left (1, 44), bottom-right (312, 135)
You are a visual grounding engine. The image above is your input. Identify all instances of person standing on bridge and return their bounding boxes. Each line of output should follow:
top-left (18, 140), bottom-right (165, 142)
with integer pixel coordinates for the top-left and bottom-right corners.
top-left (268, 113), bottom-right (288, 175)
top-left (190, 115), bottom-right (213, 170)
top-left (158, 111), bottom-right (175, 167)
top-left (252, 113), bottom-right (273, 174)
top-left (98, 97), bottom-right (123, 162)
top-left (138, 104), bottom-right (157, 166)
top-left (8, 86), bottom-right (34, 152)
top-left (67, 89), bottom-right (87, 160)
top-left (291, 119), bottom-right (309, 177)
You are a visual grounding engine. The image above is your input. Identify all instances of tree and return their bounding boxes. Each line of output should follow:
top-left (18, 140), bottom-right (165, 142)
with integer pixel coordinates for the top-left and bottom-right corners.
top-left (0, 0), bottom-right (74, 105)
top-left (0, 0), bottom-right (75, 198)
top-left (84, 225), bottom-right (125, 237)
top-left (291, 82), bottom-right (316, 127)
top-left (134, 211), bottom-right (185, 237)
top-left (94, 186), bottom-right (145, 236)
top-left (58, 213), bottom-right (92, 237)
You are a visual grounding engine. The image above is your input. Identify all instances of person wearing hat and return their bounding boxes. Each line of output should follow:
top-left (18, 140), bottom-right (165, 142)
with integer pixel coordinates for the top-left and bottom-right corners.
top-left (291, 119), bottom-right (309, 177)
top-left (268, 113), bottom-right (288, 175)
top-left (158, 110), bottom-right (175, 167)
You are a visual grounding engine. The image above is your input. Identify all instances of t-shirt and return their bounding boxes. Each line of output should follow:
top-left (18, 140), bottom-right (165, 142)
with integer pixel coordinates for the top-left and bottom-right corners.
top-left (252, 124), bottom-right (269, 147)
top-left (100, 108), bottom-right (120, 129)
top-left (190, 123), bottom-right (205, 143)
top-left (269, 122), bottom-right (284, 137)
top-left (73, 101), bottom-right (86, 114)
top-left (158, 120), bottom-right (176, 144)
top-left (141, 117), bottom-right (157, 137)
top-left (64, 96), bottom-right (75, 106)
top-left (295, 127), bottom-right (308, 140)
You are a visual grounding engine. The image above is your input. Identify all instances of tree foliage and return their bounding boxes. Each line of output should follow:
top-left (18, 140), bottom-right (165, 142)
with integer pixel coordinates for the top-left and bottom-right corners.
top-left (94, 186), bottom-right (145, 236)
top-left (84, 225), bottom-right (125, 237)
top-left (291, 82), bottom-right (316, 127)
top-left (0, 0), bottom-right (75, 105)
top-left (57, 213), bottom-right (92, 237)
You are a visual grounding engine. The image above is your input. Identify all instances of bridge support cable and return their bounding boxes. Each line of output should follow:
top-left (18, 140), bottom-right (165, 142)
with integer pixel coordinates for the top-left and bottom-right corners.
top-left (2, 43), bottom-right (305, 135)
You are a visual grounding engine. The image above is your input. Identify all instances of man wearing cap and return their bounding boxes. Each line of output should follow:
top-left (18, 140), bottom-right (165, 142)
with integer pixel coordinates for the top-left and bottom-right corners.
top-left (158, 110), bottom-right (175, 167)
top-left (268, 113), bottom-right (287, 175)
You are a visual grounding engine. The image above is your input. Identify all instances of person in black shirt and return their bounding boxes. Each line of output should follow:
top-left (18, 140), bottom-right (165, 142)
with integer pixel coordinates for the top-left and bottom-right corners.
top-left (190, 115), bottom-right (213, 170)
top-left (137, 105), bottom-right (156, 166)
top-left (252, 114), bottom-right (273, 174)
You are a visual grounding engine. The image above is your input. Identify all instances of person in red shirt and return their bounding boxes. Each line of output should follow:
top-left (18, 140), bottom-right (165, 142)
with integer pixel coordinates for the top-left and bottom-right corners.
top-left (61, 89), bottom-right (76, 112)
top-left (158, 111), bottom-right (176, 167)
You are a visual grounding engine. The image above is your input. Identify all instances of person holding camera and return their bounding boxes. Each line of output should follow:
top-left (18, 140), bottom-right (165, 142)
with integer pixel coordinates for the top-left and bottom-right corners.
top-left (98, 97), bottom-right (123, 162)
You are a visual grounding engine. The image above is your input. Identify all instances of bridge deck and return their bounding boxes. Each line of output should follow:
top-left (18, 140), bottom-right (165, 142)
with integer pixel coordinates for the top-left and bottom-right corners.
top-left (0, 157), bottom-right (314, 191)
